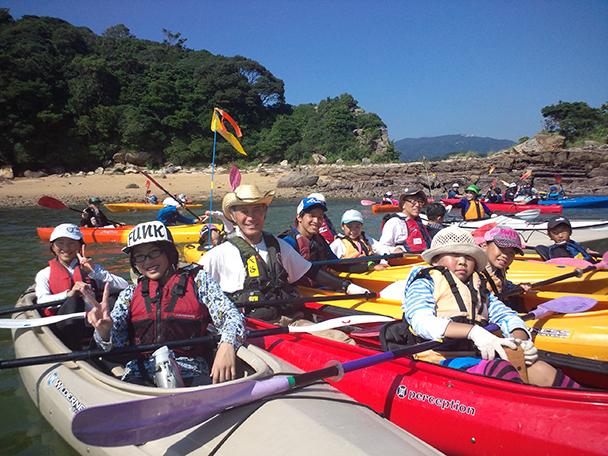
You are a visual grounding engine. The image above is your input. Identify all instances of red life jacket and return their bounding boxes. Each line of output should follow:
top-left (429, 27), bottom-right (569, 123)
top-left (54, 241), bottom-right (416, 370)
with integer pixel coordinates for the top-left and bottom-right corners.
top-left (128, 268), bottom-right (210, 358)
top-left (391, 216), bottom-right (431, 253)
top-left (45, 259), bottom-right (93, 316)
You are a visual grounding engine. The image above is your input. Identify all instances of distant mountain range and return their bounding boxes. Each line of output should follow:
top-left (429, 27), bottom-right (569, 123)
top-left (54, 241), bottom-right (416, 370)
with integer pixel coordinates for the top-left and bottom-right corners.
top-left (395, 134), bottom-right (515, 162)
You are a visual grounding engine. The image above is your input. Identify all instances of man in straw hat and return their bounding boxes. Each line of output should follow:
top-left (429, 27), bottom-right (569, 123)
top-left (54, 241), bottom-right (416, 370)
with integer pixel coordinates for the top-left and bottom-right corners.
top-left (199, 184), bottom-right (368, 322)
top-left (388, 226), bottom-right (580, 388)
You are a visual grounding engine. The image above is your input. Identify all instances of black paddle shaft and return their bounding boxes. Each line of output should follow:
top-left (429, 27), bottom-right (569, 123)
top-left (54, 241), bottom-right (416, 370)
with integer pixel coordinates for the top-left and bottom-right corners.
top-left (235, 292), bottom-right (377, 309)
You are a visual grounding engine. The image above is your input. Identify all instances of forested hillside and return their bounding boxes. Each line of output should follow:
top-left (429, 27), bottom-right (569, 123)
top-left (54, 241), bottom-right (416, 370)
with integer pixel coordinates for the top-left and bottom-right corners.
top-left (0, 10), bottom-right (395, 173)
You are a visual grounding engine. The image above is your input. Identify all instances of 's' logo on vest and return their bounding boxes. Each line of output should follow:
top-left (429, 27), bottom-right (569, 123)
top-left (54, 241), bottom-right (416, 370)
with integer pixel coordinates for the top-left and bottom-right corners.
top-left (247, 255), bottom-right (260, 277)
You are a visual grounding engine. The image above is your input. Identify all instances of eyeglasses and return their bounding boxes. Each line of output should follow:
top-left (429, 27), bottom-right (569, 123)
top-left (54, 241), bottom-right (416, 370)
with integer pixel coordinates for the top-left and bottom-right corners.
top-left (405, 199), bottom-right (425, 206)
top-left (133, 248), bottom-right (164, 264)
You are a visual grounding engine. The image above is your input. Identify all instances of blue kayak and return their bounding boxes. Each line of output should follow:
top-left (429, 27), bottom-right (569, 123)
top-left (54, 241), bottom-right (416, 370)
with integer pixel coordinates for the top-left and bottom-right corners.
top-left (538, 196), bottom-right (608, 208)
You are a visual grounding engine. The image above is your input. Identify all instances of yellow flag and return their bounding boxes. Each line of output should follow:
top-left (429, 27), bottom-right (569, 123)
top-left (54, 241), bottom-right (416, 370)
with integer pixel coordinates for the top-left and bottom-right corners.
top-left (210, 108), bottom-right (247, 156)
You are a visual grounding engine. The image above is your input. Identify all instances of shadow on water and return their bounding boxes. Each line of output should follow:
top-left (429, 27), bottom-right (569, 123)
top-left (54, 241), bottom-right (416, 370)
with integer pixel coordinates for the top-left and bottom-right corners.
top-left (0, 202), bottom-right (606, 454)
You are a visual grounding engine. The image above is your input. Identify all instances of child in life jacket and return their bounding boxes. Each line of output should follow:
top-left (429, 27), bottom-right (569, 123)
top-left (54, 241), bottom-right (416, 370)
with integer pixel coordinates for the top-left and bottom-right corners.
top-left (398, 226), bottom-right (579, 388)
top-left (476, 227), bottom-right (532, 306)
top-left (453, 185), bottom-right (492, 221)
top-left (330, 209), bottom-right (390, 271)
top-left (86, 221), bottom-right (245, 386)
top-left (542, 216), bottom-right (599, 263)
top-left (34, 223), bottom-right (129, 348)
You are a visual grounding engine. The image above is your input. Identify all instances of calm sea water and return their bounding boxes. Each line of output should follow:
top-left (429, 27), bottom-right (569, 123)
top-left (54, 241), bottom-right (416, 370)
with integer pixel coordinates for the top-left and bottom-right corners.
top-left (1, 200), bottom-right (607, 455)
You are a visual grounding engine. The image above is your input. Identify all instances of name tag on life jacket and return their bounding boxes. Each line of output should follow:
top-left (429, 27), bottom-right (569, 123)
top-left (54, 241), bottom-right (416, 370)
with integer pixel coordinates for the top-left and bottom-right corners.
top-left (247, 255), bottom-right (260, 278)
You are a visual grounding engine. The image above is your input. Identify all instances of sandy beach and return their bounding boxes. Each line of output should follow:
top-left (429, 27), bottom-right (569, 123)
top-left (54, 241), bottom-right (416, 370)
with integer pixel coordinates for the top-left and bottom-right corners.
top-left (0, 170), bottom-right (304, 208)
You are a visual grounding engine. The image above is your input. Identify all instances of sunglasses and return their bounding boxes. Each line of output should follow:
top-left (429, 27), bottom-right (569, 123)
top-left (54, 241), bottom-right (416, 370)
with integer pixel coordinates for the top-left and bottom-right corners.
top-left (133, 248), bottom-right (164, 264)
top-left (405, 199), bottom-right (425, 206)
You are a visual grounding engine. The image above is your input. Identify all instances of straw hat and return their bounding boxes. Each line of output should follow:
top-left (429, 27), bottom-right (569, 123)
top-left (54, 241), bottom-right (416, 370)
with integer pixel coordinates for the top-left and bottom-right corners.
top-left (421, 226), bottom-right (488, 270)
top-left (222, 184), bottom-right (275, 222)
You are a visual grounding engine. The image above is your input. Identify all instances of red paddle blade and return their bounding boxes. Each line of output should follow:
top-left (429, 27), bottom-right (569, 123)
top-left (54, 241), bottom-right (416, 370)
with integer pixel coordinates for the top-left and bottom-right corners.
top-left (38, 196), bottom-right (67, 210)
top-left (229, 165), bottom-right (241, 191)
top-left (519, 169), bottom-right (532, 181)
top-left (554, 174), bottom-right (562, 184)
top-left (145, 179), bottom-right (150, 190)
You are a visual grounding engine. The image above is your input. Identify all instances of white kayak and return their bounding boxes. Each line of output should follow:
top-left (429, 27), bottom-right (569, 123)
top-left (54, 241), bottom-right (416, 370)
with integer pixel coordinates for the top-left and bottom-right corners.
top-left (10, 289), bottom-right (440, 456)
top-left (451, 215), bottom-right (608, 245)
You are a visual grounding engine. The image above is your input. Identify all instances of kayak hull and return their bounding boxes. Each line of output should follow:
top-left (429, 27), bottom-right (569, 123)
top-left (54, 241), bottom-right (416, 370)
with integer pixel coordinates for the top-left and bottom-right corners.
top-left (248, 318), bottom-right (608, 456)
top-left (104, 203), bottom-right (203, 212)
top-left (37, 225), bottom-right (202, 244)
top-left (442, 199), bottom-right (562, 214)
top-left (11, 290), bottom-right (437, 455)
top-left (538, 196), bottom-right (608, 208)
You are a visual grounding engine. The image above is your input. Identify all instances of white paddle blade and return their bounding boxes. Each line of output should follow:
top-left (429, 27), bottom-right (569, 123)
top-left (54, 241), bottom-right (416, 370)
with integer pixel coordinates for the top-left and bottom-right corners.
top-left (0, 312), bottom-right (85, 329)
top-left (288, 315), bottom-right (394, 333)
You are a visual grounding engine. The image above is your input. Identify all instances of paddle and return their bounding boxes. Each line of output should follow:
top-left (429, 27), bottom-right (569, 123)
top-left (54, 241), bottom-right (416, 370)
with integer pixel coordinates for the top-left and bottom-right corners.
top-left (37, 196), bottom-right (82, 213)
top-left (0, 314), bottom-right (392, 369)
top-left (0, 300), bottom-right (75, 317)
top-left (71, 338), bottom-right (438, 447)
top-left (360, 199), bottom-right (376, 206)
top-left (0, 312), bottom-right (85, 329)
top-left (235, 292), bottom-right (377, 310)
top-left (511, 209), bottom-right (541, 221)
top-left (229, 164), bottom-right (241, 191)
top-left (138, 169), bottom-right (200, 219)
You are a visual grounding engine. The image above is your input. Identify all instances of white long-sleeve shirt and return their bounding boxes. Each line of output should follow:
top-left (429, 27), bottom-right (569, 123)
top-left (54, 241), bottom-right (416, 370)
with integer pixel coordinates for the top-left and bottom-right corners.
top-left (35, 258), bottom-right (129, 305)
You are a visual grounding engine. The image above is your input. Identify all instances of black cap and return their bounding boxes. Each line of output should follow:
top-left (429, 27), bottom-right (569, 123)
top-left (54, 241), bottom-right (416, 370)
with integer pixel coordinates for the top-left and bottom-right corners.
top-left (547, 216), bottom-right (571, 230)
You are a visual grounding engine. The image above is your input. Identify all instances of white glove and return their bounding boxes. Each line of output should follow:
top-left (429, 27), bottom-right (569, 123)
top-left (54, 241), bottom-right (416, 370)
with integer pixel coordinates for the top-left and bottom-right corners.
top-left (515, 338), bottom-right (539, 366)
top-left (345, 283), bottom-right (371, 295)
top-left (467, 325), bottom-right (517, 361)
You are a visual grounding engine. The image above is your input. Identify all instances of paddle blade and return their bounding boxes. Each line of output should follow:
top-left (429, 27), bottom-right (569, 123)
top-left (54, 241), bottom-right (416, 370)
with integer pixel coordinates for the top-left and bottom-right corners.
top-left (546, 258), bottom-right (593, 268)
top-left (519, 169), bottom-right (532, 181)
top-left (554, 174), bottom-right (562, 184)
top-left (288, 314), bottom-right (394, 333)
top-left (532, 296), bottom-right (597, 320)
top-left (72, 376), bottom-right (290, 446)
top-left (229, 165), bottom-right (241, 191)
top-left (514, 209), bottom-right (540, 220)
top-left (360, 199), bottom-right (375, 206)
top-left (38, 196), bottom-right (67, 210)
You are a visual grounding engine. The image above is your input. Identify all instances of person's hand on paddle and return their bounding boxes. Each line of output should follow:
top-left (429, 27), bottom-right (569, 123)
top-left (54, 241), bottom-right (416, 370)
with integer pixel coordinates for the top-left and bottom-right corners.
top-left (519, 282), bottom-right (532, 292)
top-left (84, 283), bottom-right (113, 341)
top-left (467, 325), bottom-right (517, 361)
top-left (211, 342), bottom-right (237, 384)
top-left (372, 263), bottom-right (389, 271)
top-left (76, 245), bottom-right (94, 273)
top-left (514, 338), bottom-right (539, 366)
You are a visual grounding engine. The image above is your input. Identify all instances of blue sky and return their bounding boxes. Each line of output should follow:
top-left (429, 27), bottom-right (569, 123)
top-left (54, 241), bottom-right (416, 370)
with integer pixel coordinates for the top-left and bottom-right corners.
top-left (3, 0), bottom-right (607, 141)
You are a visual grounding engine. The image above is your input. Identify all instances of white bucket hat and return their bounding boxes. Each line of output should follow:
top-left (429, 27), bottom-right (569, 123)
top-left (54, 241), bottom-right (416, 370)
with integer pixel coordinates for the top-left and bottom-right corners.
top-left (341, 209), bottom-right (364, 225)
top-left (50, 223), bottom-right (83, 242)
top-left (222, 184), bottom-right (275, 222)
top-left (122, 221), bottom-right (174, 253)
top-left (421, 226), bottom-right (488, 270)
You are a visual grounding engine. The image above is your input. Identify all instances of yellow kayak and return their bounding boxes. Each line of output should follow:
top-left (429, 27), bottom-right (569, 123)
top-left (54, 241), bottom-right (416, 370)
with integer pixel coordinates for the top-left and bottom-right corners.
top-left (105, 202), bottom-right (203, 212)
top-left (299, 287), bottom-right (608, 362)
top-left (338, 260), bottom-right (608, 295)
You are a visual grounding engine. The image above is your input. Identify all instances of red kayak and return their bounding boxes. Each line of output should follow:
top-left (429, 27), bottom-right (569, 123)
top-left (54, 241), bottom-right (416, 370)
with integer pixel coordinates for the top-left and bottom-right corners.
top-left (441, 198), bottom-right (562, 214)
top-left (247, 318), bottom-right (607, 456)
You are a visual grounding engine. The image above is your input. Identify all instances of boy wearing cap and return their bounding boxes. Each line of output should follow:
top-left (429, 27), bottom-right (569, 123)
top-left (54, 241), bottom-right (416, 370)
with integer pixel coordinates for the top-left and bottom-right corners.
top-left (307, 192), bottom-right (338, 243)
top-left (81, 197), bottom-right (121, 227)
top-left (330, 209), bottom-right (389, 271)
top-left (542, 216), bottom-right (598, 262)
top-left (447, 183), bottom-right (461, 199)
top-left (396, 226), bottom-right (579, 388)
top-left (477, 227), bottom-right (531, 302)
top-left (452, 184), bottom-right (492, 221)
top-left (379, 188), bottom-right (432, 253)
top-left (87, 220), bottom-right (244, 385)
top-left (201, 185), bottom-right (368, 322)
top-left (34, 223), bottom-right (129, 348)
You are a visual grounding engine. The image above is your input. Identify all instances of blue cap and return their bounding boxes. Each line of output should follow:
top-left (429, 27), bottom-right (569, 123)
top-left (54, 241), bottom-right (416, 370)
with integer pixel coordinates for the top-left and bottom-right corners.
top-left (296, 197), bottom-right (327, 215)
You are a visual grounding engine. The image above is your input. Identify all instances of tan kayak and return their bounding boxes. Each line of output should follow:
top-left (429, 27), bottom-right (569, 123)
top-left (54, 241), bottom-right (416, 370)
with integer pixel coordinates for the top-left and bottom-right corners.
top-left (11, 289), bottom-right (440, 455)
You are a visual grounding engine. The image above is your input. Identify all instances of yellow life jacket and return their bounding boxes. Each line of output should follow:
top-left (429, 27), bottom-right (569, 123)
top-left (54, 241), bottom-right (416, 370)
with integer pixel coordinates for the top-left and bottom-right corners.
top-left (336, 234), bottom-right (373, 259)
top-left (413, 267), bottom-right (490, 363)
top-left (464, 200), bottom-right (487, 220)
